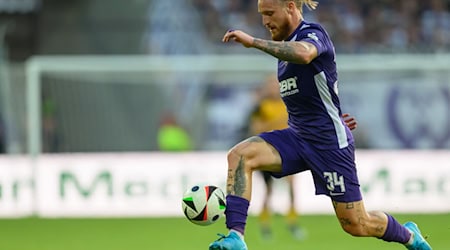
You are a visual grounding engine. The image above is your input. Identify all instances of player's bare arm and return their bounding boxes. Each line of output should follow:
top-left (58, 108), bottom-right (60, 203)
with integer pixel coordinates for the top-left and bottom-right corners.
top-left (222, 29), bottom-right (318, 64)
top-left (253, 38), bottom-right (318, 64)
top-left (222, 30), bottom-right (254, 47)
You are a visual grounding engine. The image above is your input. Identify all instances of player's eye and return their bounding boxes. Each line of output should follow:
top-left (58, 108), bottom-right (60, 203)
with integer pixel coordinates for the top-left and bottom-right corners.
top-left (260, 11), bottom-right (274, 16)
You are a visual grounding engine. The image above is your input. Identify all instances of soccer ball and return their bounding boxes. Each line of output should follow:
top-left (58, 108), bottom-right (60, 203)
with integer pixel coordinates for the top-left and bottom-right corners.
top-left (181, 185), bottom-right (226, 226)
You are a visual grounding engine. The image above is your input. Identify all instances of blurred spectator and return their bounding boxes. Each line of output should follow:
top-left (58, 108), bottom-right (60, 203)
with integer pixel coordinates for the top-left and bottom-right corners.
top-left (421, 0), bottom-right (450, 52)
top-left (157, 112), bottom-right (193, 152)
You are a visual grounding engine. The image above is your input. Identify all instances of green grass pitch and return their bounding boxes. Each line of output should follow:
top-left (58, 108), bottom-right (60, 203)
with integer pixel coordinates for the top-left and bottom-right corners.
top-left (0, 214), bottom-right (447, 250)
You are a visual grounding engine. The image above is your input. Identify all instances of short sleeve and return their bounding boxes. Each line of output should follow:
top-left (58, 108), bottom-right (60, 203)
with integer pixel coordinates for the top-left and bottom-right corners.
top-left (299, 28), bottom-right (327, 55)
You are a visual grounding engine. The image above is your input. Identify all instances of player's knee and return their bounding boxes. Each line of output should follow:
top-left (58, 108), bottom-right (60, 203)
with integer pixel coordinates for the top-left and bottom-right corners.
top-left (227, 142), bottom-right (260, 171)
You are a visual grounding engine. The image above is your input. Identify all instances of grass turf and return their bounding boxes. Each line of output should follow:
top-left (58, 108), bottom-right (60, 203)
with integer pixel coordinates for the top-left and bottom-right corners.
top-left (0, 214), bottom-right (447, 250)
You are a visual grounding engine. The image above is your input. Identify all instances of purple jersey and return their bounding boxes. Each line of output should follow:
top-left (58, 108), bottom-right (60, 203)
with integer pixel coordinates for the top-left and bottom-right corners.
top-left (278, 21), bottom-right (353, 150)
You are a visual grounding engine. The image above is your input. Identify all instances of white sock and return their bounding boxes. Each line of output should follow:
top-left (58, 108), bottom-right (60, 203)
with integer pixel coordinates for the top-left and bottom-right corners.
top-left (406, 229), bottom-right (414, 245)
top-left (230, 229), bottom-right (244, 239)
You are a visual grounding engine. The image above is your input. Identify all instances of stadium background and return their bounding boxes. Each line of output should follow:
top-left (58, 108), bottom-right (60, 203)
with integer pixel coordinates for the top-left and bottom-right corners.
top-left (0, 0), bottom-right (449, 249)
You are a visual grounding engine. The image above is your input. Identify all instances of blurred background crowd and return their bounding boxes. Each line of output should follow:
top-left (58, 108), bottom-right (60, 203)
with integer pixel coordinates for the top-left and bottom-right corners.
top-left (149, 0), bottom-right (450, 54)
top-left (1, 0), bottom-right (450, 62)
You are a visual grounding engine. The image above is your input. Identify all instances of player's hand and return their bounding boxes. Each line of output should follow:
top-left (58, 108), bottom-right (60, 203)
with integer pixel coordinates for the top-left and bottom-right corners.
top-left (342, 113), bottom-right (357, 130)
top-left (222, 29), bottom-right (254, 48)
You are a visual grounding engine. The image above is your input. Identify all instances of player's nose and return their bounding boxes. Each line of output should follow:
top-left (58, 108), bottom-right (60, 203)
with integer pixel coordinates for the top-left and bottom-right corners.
top-left (262, 16), bottom-right (270, 27)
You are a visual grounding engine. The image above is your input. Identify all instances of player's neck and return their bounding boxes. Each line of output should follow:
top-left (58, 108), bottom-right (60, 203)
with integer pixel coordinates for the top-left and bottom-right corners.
top-left (297, 16), bottom-right (304, 26)
top-left (285, 18), bottom-right (303, 41)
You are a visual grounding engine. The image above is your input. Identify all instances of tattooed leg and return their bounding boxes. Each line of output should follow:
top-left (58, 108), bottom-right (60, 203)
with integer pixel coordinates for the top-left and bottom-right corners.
top-left (226, 136), bottom-right (282, 201)
top-left (333, 200), bottom-right (388, 237)
top-left (227, 156), bottom-right (247, 196)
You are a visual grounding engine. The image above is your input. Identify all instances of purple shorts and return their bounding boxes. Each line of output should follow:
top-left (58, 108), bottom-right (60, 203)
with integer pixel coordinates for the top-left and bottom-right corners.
top-left (259, 128), bottom-right (362, 203)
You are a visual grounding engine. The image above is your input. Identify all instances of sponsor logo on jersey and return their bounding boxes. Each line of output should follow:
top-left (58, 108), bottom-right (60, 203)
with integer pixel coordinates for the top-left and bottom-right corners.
top-left (279, 77), bottom-right (299, 97)
top-left (307, 32), bottom-right (318, 41)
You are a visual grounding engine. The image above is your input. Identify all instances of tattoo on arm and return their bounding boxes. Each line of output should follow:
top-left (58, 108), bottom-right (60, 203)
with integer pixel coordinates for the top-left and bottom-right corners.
top-left (253, 38), bottom-right (298, 62)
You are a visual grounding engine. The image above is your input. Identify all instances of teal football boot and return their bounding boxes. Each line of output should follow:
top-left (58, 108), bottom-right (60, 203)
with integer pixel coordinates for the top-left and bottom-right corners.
top-left (209, 231), bottom-right (248, 250)
top-left (404, 222), bottom-right (432, 250)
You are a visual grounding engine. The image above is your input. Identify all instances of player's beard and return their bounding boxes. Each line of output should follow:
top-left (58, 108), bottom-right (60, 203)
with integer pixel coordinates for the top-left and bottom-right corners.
top-left (270, 19), bottom-right (291, 41)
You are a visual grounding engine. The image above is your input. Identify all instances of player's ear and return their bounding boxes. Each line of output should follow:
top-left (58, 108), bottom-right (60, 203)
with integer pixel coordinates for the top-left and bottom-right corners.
top-left (286, 1), bottom-right (296, 15)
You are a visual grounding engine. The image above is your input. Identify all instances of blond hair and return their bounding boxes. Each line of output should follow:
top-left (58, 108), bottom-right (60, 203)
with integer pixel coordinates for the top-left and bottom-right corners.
top-left (280, 0), bottom-right (318, 11)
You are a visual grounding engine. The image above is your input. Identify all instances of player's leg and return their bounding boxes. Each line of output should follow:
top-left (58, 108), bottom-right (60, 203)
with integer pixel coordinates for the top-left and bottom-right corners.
top-left (307, 143), bottom-right (431, 249)
top-left (285, 175), bottom-right (306, 240)
top-left (209, 136), bottom-right (283, 250)
top-left (286, 175), bottom-right (297, 225)
top-left (260, 171), bottom-right (274, 216)
top-left (333, 200), bottom-right (432, 249)
top-left (259, 171), bottom-right (273, 239)
top-left (333, 199), bottom-right (404, 238)
top-left (210, 128), bottom-right (307, 250)
top-left (224, 136), bottom-right (283, 234)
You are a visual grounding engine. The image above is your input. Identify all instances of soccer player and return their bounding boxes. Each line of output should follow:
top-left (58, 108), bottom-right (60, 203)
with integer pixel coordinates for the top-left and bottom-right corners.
top-left (249, 74), bottom-right (357, 240)
top-left (209, 1), bottom-right (432, 250)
